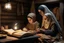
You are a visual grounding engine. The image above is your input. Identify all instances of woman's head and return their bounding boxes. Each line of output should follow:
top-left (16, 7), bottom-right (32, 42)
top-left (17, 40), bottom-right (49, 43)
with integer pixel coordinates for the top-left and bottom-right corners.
top-left (38, 5), bottom-right (45, 16)
top-left (27, 13), bottom-right (36, 24)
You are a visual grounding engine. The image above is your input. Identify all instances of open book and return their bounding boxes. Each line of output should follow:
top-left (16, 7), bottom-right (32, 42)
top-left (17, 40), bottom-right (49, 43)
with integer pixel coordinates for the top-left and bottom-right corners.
top-left (3, 29), bottom-right (34, 38)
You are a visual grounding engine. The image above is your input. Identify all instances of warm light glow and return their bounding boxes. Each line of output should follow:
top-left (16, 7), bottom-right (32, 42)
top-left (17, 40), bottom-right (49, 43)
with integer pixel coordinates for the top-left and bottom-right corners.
top-left (5, 2), bottom-right (12, 10)
top-left (14, 26), bottom-right (17, 30)
top-left (14, 23), bottom-right (18, 30)
top-left (15, 23), bottom-right (17, 26)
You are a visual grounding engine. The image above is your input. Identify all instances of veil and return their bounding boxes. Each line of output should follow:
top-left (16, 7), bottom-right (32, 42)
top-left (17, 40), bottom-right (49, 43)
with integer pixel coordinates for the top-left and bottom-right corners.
top-left (38, 5), bottom-right (62, 36)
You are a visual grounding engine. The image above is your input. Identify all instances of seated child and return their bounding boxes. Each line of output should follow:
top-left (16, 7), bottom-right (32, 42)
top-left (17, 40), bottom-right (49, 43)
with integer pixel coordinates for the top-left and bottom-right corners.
top-left (23, 13), bottom-right (40, 33)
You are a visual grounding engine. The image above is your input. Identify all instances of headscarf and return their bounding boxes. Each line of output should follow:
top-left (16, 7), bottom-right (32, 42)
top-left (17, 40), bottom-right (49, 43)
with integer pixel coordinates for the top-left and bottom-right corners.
top-left (27, 13), bottom-right (36, 22)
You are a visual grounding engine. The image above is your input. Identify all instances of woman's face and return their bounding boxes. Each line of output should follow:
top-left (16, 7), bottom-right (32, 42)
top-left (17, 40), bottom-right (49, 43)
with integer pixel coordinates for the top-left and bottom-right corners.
top-left (27, 18), bottom-right (33, 24)
top-left (44, 16), bottom-right (47, 20)
top-left (44, 16), bottom-right (50, 21)
top-left (38, 10), bottom-right (44, 16)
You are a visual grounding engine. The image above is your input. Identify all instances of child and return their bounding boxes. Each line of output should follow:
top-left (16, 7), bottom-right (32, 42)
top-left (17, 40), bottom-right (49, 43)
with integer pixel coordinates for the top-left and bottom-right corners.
top-left (23, 13), bottom-right (39, 33)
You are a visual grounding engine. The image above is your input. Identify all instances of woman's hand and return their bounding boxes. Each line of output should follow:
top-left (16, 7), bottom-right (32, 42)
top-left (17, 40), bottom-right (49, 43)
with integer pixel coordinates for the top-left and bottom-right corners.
top-left (36, 28), bottom-right (40, 32)
top-left (36, 34), bottom-right (51, 39)
top-left (23, 28), bottom-right (28, 32)
top-left (40, 28), bottom-right (45, 31)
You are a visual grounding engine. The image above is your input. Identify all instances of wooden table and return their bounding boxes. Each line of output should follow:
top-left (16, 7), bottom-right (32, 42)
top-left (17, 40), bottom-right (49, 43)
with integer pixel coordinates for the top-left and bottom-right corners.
top-left (0, 35), bottom-right (39, 43)
top-left (0, 36), bottom-right (18, 43)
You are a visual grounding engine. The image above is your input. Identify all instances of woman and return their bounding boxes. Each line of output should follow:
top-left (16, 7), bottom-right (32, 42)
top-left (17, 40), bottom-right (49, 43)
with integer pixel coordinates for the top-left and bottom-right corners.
top-left (36, 5), bottom-right (61, 43)
top-left (23, 13), bottom-right (39, 33)
top-left (37, 5), bottom-right (62, 36)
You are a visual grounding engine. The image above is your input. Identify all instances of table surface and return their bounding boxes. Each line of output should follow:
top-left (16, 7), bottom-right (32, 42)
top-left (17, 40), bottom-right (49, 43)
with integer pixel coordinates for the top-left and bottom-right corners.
top-left (0, 35), bottom-right (39, 43)
top-left (0, 36), bottom-right (18, 43)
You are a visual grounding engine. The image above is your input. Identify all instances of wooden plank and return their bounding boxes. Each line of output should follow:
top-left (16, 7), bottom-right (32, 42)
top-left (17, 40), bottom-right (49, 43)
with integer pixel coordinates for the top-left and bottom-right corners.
top-left (1, 13), bottom-right (16, 16)
top-left (15, 0), bottom-right (30, 3)
top-left (1, 21), bottom-right (24, 24)
top-left (59, 2), bottom-right (64, 39)
top-left (1, 18), bottom-right (16, 20)
top-left (17, 3), bottom-right (20, 16)
top-left (1, 9), bottom-right (17, 13)
top-left (0, 36), bottom-right (18, 43)
top-left (1, 20), bottom-right (17, 23)
top-left (0, 0), bottom-right (30, 3)
top-left (1, 16), bottom-right (16, 19)
top-left (35, 0), bottom-right (59, 3)
top-left (0, 4), bottom-right (1, 27)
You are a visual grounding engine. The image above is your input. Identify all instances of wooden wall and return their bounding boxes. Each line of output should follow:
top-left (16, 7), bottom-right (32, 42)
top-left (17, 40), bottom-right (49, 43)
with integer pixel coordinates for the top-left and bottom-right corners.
top-left (0, 2), bottom-right (31, 29)
top-left (0, 0), bottom-right (63, 30)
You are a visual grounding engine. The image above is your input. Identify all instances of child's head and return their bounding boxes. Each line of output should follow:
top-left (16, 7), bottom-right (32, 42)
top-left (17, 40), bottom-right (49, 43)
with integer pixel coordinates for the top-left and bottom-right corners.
top-left (45, 13), bottom-right (53, 22)
top-left (44, 13), bottom-right (54, 29)
top-left (27, 13), bottom-right (36, 24)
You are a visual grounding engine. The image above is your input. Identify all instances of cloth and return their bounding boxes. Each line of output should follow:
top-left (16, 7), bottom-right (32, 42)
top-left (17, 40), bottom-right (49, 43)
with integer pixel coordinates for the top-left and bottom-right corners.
top-left (40, 23), bottom-right (59, 37)
top-left (26, 21), bottom-right (39, 31)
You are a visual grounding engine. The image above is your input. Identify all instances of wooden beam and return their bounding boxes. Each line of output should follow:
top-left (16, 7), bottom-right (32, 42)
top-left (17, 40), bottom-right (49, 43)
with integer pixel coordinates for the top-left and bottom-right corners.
top-left (21, 4), bottom-right (24, 15)
top-left (30, 0), bottom-right (35, 13)
top-left (17, 3), bottom-right (20, 16)
top-left (59, 2), bottom-right (64, 39)
top-left (1, 20), bottom-right (17, 23)
top-left (35, 0), bottom-right (59, 3)
top-left (0, 0), bottom-right (30, 3)
top-left (0, 4), bottom-right (1, 27)
top-left (1, 13), bottom-right (16, 16)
